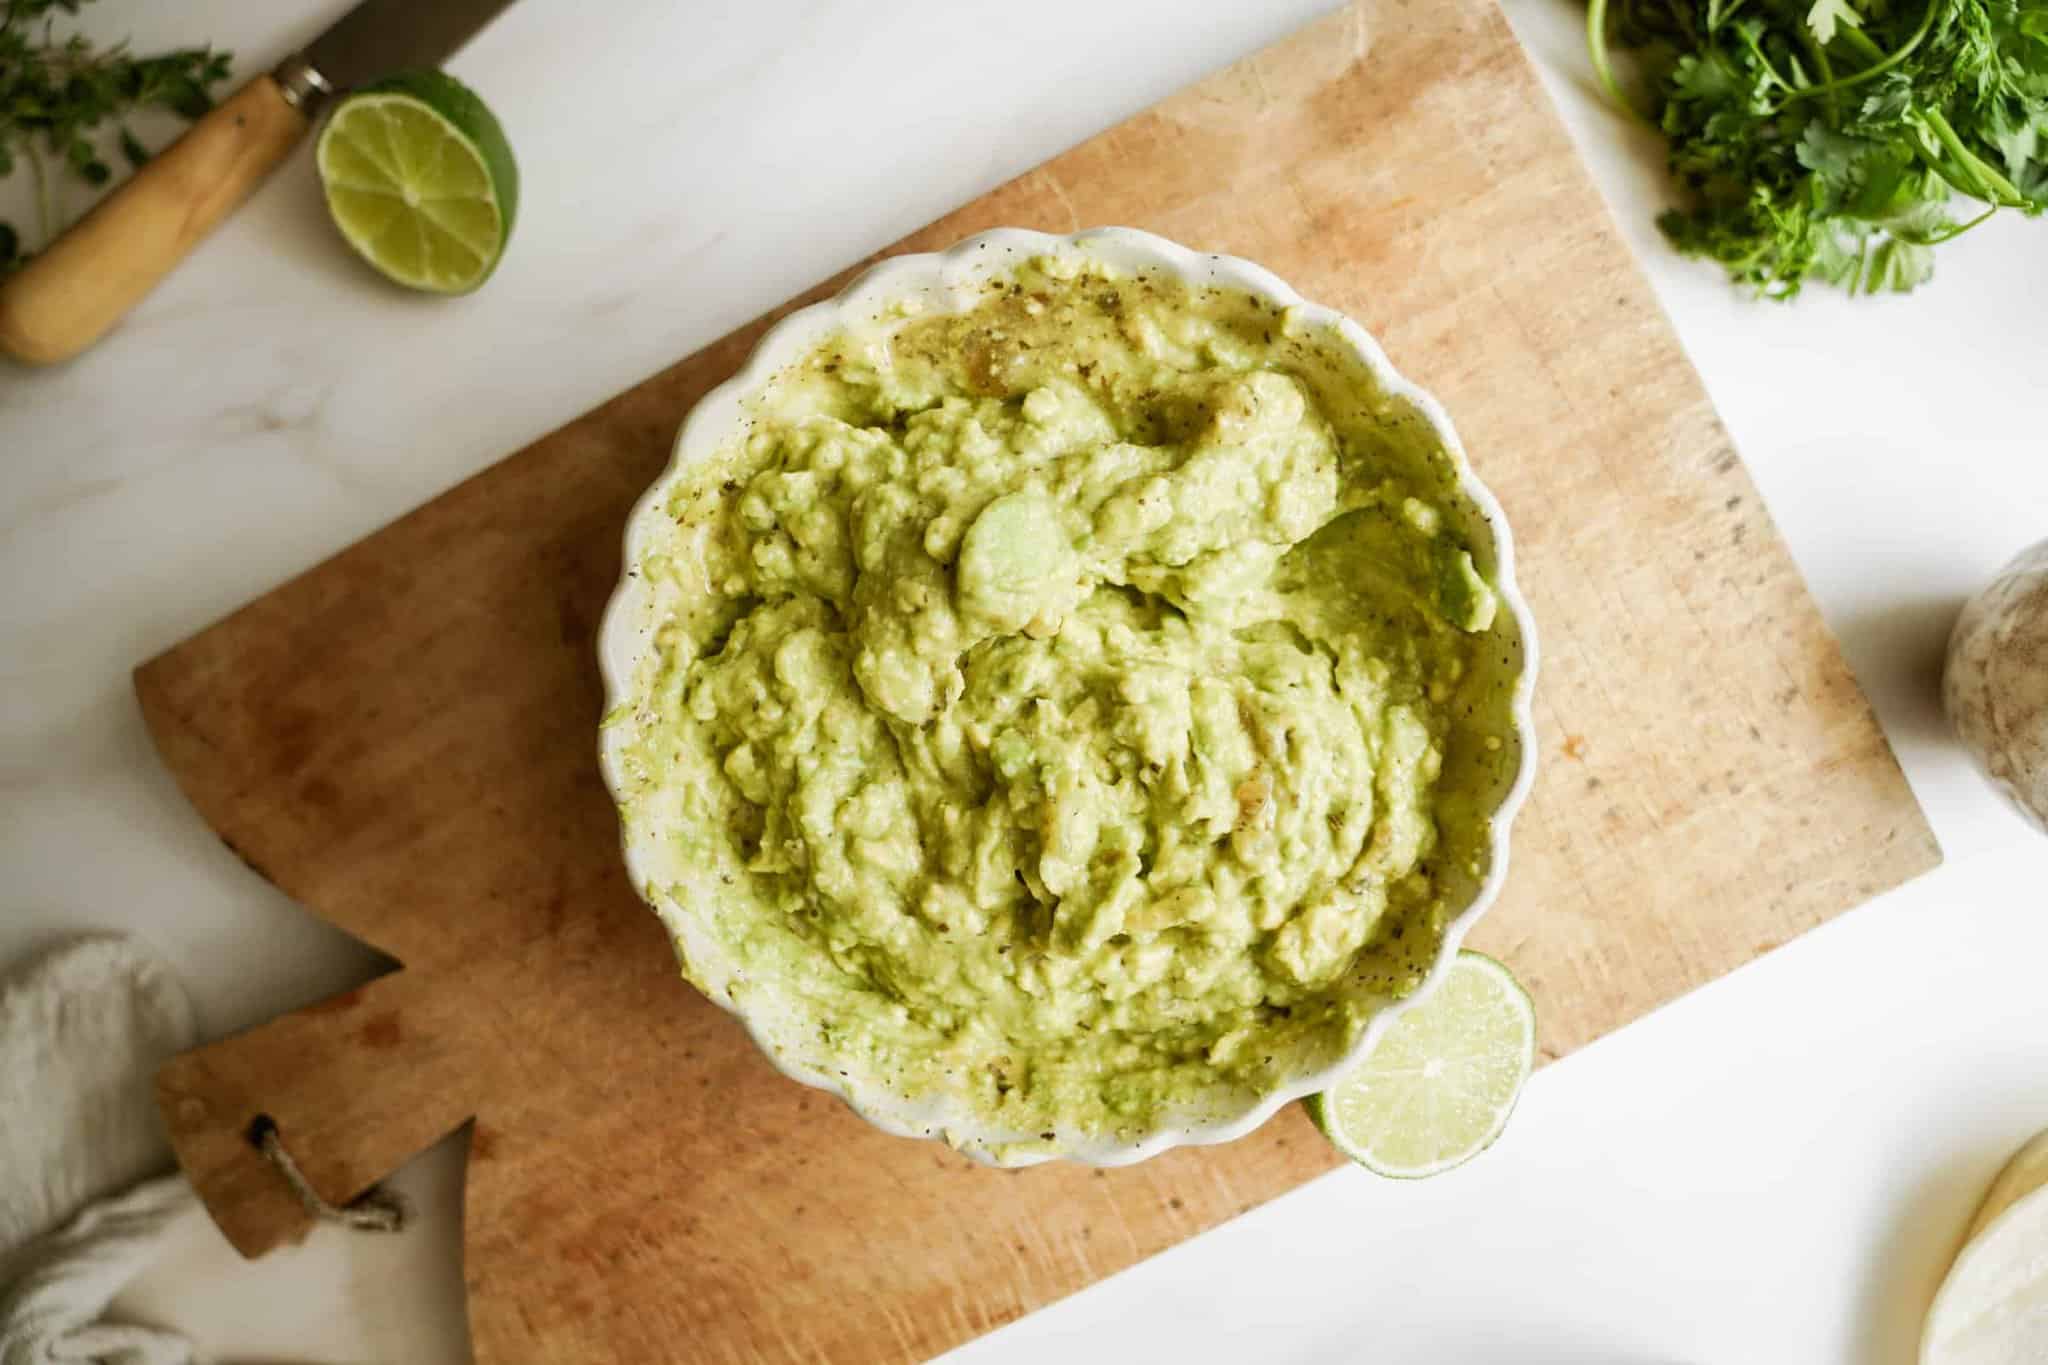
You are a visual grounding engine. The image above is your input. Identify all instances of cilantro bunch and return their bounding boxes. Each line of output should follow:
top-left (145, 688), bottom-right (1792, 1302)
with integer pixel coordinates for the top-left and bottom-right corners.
top-left (0, 0), bottom-right (231, 269)
top-left (1588, 0), bottom-right (2048, 297)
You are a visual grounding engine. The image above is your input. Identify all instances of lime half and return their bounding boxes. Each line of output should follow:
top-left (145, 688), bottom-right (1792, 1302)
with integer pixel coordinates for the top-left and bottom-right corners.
top-left (315, 70), bottom-right (518, 294)
top-left (1306, 951), bottom-right (1535, 1178)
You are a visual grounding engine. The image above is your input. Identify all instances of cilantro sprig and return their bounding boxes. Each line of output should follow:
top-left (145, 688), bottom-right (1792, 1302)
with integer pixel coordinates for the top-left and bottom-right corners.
top-left (0, 0), bottom-right (232, 271)
top-left (1588, 0), bottom-right (2048, 297)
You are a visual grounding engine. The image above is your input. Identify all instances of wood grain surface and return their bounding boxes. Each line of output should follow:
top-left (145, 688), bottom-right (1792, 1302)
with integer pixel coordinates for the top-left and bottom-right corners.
top-left (139, 3), bottom-right (1940, 1361)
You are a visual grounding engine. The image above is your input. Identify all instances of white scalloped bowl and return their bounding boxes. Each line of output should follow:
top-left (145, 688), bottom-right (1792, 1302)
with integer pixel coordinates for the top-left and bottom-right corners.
top-left (597, 227), bottom-right (1539, 1167)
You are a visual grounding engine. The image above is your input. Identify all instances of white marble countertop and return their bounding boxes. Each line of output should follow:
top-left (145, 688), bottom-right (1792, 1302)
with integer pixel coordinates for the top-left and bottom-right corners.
top-left (4, 0), bottom-right (2046, 1360)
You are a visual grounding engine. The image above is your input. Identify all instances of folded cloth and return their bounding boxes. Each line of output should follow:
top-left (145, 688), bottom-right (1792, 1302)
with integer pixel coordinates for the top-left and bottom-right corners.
top-left (0, 936), bottom-right (199, 1365)
top-left (0, 1176), bottom-right (196, 1365)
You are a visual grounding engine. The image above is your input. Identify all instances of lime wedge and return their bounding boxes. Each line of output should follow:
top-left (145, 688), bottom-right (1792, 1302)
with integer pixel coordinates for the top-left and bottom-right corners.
top-left (1305, 950), bottom-right (1535, 1178)
top-left (315, 70), bottom-right (518, 295)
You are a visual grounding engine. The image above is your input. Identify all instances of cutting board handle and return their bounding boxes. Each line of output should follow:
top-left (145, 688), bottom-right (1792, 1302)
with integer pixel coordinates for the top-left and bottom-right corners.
top-left (157, 965), bottom-right (482, 1257)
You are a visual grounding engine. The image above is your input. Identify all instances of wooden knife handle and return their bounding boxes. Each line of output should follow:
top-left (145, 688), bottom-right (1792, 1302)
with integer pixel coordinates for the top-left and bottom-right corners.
top-left (0, 74), bottom-right (309, 366)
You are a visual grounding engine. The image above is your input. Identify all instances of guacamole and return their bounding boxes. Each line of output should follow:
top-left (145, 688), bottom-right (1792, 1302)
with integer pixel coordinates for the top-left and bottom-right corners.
top-left (611, 253), bottom-right (1517, 1151)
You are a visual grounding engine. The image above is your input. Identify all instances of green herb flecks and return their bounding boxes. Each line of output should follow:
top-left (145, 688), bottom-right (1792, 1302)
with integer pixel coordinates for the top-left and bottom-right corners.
top-left (0, 0), bottom-right (232, 271)
top-left (1587, 0), bottom-right (2048, 298)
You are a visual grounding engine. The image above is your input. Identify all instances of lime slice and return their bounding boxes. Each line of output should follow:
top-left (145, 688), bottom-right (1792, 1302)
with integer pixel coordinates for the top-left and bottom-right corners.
top-left (1305, 950), bottom-right (1535, 1178)
top-left (315, 70), bottom-right (518, 294)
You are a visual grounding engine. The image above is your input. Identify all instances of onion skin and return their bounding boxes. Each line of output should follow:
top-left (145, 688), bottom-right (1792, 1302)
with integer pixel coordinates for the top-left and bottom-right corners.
top-left (1944, 540), bottom-right (2048, 836)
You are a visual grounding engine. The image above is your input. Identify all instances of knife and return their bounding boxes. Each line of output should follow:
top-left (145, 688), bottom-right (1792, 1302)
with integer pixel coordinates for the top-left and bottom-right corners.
top-left (0, 0), bottom-right (519, 366)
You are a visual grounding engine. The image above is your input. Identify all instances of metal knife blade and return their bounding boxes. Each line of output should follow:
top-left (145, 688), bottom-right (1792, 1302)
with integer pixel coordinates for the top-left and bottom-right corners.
top-left (297, 0), bottom-right (520, 96)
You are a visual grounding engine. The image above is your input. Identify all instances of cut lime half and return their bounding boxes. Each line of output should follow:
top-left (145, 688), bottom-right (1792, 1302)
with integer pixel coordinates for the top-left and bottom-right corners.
top-left (1306, 950), bottom-right (1535, 1179)
top-left (315, 70), bottom-right (518, 295)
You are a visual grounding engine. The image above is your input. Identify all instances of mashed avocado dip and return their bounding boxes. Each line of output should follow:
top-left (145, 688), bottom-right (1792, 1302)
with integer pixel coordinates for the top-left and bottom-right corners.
top-left (610, 252), bottom-right (1519, 1151)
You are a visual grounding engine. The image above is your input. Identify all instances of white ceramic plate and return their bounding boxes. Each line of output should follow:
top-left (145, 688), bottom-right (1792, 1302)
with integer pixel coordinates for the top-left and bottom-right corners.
top-left (596, 227), bottom-right (1540, 1166)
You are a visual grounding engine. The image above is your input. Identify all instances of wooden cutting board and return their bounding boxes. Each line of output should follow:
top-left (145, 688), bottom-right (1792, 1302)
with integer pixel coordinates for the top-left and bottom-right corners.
top-left (139, 3), bottom-right (1940, 1361)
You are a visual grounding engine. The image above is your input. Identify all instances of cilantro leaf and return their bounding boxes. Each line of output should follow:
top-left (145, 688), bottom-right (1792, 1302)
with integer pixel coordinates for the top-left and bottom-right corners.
top-left (1863, 235), bottom-right (1937, 291)
top-left (1588, 0), bottom-right (2048, 298)
top-left (1806, 0), bottom-right (1865, 46)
